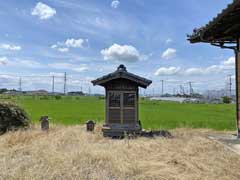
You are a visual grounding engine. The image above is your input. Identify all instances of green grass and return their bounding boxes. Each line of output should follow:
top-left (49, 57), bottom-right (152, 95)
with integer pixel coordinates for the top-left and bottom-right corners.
top-left (139, 100), bottom-right (235, 130)
top-left (0, 95), bottom-right (236, 130)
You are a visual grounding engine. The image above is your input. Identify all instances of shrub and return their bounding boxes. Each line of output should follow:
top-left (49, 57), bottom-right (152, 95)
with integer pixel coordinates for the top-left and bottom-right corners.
top-left (40, 95), bottom-right (50, 100)
top-left (222, 96), bottom-right (231, 104)
top-left (98, 96), bottom-right (105, 100)
top-left (55, 95), bottom-right (62, 100)
top-left (0, 96), bottom-right (11, 100)
top-left (0, 103), bottom-right (30, 135)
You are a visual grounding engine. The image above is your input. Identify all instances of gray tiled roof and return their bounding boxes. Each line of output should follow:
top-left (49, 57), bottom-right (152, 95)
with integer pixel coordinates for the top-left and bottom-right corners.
top-left (188, 0), bottom-right (240, 43)
top-left (91, 64), bottom-right (152, 88)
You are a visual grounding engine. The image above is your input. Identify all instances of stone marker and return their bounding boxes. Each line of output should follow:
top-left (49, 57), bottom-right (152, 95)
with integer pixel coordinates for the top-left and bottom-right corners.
top-left (86, 120), bottom-right (95, 132)
top-left (40, 116), bottom-right (50, 132)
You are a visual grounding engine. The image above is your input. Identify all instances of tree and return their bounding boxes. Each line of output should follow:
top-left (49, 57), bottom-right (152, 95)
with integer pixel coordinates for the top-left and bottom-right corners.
top-left (0, 88), bottom-right (8, 94)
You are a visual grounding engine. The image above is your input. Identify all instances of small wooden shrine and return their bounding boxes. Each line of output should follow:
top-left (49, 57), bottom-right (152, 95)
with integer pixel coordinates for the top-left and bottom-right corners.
top-left (187, 0), bottom-right (240, 137)
top-left (92, 65), bottom-right (152, 137)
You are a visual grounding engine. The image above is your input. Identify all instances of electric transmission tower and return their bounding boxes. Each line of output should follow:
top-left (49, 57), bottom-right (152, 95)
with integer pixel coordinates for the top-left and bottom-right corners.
top-left (188, 82), bottom-right (194, 96)
top-left (180, 85), bottom-right (185, 95)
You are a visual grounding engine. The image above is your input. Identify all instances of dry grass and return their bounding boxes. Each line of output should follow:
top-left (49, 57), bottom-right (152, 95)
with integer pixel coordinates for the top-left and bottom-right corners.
top-left (0, 126), bottom-right (240, 180)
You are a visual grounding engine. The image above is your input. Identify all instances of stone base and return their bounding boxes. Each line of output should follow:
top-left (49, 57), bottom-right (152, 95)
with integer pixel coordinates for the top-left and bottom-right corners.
top-left (102, 124), bottom-right (141, 138)
top-left (238, 128), bottom-right (240, 138)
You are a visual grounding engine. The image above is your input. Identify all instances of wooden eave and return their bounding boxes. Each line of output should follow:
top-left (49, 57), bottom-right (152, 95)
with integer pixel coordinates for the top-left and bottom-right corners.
top-left (188, 0), bottom-right (240, 43)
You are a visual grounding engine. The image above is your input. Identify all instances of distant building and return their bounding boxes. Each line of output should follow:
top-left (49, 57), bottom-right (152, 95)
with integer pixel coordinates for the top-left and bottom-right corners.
top-left (67, 91), bottom-right (85, 96)
top-left (204, 89), bottom-right (226, 100)
top-left (24, 90), bottom-right (48, 95)
top-left (203, 89), bottom-right (235, 100)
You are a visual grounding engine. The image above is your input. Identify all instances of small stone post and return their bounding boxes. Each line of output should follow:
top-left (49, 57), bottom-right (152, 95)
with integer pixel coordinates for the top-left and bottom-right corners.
top-left (86, 120), bottom-right (95, 132)
top-left (40, 116), bottom-right (50, 132)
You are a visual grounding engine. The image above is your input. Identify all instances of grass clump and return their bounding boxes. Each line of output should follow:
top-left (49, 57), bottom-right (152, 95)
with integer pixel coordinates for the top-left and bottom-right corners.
top-left (1, 126), bottom-right (240, 179)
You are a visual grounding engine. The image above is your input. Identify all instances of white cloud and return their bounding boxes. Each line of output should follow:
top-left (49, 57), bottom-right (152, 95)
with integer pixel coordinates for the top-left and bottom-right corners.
top-left (161, 48), bottom-right (176, 60)
top-left (184, 68), bottom-right (204, 75)
top-left (51, 44), bottom-right (57, 49)
top-left (165, 38), bottom-right (173, 44)
top-left (223, 56), bottom-right (235, 66)
top-left (65, 38), bottom-right (86, 48)
top-left (0, 44), bottom-right (21, 51)
top-left (0, 57), bottom-right (43, 69)
top-left (184, 64), bottom-right (233, 76)
top-left (155, 57), bottom-right (236, 77)
top-left (0, 75), bottom-right (17, 86)
top-left (0, 57), bottom-right (9, 65)
top-left (111, 0), bottom-right (120, 8)
top-left (31, 2), bottom-right (56, 20)
top-left (73, 66), bottom-right (89, 72)
top-left (205, 65), bottom-right (222, 74)
top-left (16, 60), bottom-right (43, 68)
top-left (48, 63), bottom-right (88, 72)
top-left (49, 72), bottom-right (65, 77)
top-left (57, 47), bottom-right (69, 53)
top-left (51, 38), bottom-right (87, 52)
top-left (95, 17), bottom-right (110, 29)
top-left (101, 43), bottom-right (143, 62)
top-left (155, 67), bottom-right (181, 76)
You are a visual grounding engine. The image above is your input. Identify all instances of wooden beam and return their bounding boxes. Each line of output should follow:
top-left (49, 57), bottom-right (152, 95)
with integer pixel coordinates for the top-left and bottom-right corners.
top-left (236, 39), bottom-right (240, 137)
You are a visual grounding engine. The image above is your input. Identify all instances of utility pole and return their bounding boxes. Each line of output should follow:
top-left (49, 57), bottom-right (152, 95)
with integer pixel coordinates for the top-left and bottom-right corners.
top-left (173, 88), bottom-right (176, 96)
top-left (161, 80), bottom-right (164, 96)
top-left (63, 72), bottom-right (67, 95)
top-left (207, 90), bottom-right (210, 100)
top-left (52, 75), bottom-right (55, 95)
top-left (88, 86), bottom-right (91, 96)
top-left (19, 77), bottom-right (22, 92)
top-left (228, 74), bottom-right (232, 97)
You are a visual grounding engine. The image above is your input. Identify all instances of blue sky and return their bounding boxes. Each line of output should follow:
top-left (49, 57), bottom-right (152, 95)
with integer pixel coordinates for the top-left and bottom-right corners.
top-left (0, 0), bottom-right (236, 94)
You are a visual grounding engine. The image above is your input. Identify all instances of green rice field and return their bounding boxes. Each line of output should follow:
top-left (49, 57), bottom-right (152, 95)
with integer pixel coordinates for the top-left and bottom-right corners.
top-left (0, 95), bottom-right (236, 130)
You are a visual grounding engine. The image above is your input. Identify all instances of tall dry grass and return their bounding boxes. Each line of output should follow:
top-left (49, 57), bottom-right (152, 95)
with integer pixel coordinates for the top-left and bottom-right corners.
top-left (0, 125), bottom-right (240, 180)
